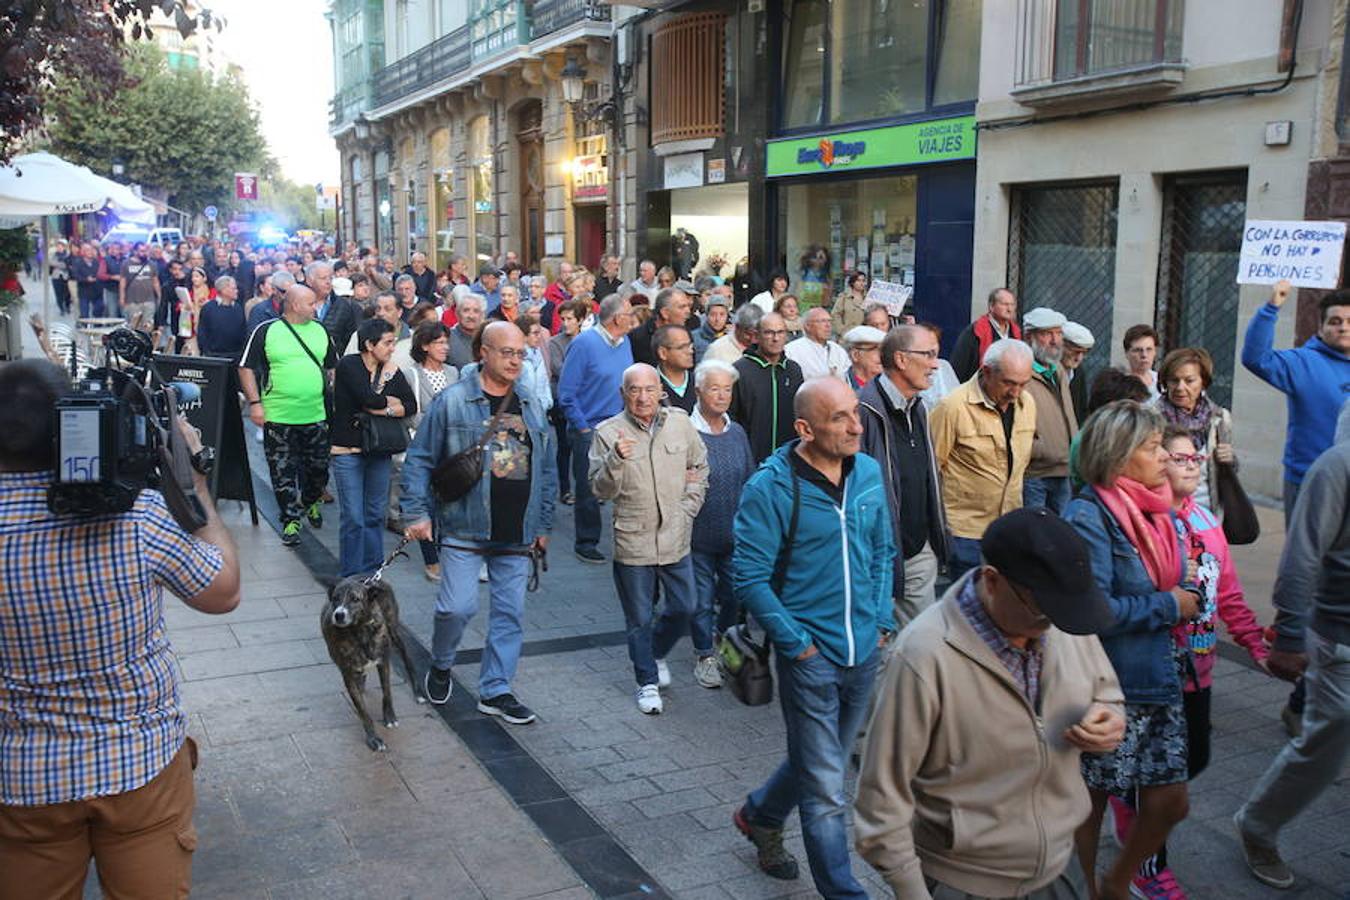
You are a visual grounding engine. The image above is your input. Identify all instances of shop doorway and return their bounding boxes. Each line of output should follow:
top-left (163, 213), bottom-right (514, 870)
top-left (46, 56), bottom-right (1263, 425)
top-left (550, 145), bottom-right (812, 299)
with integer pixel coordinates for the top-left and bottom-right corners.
top-left (516, 101), bottom-right (544, 270)
top-left (575, 205), bottom-right (606, 271)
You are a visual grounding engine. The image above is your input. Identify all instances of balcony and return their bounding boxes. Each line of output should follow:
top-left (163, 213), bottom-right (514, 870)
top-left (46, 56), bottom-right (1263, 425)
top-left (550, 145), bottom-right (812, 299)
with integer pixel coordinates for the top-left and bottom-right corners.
top-left (330, 83), bottom-right (370, 129)
top-left (471, 0), bottom-right (531, 63)
top-left (371, 25), bottom-right (471, 108)
top-left (532, 0), bottom-right (610, 41)
top-left (1013, 0), bottom-right (1185, 107)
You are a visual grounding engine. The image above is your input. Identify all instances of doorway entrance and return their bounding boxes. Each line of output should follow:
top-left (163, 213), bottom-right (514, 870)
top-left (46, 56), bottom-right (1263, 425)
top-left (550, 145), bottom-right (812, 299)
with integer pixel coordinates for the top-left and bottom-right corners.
top-left (575, 205), bottom-right (606, 271)
top-left (516, 101), bottom-right (544, 270)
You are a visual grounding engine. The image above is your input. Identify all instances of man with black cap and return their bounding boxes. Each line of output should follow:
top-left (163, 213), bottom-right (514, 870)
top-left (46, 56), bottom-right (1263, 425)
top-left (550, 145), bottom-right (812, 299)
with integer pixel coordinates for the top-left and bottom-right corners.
top-left (856, 507), bottom-right (1125, 900)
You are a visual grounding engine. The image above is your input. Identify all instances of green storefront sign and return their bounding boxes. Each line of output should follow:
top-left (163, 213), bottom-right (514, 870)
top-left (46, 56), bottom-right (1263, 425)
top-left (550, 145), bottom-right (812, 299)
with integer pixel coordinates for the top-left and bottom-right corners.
top-left (765, 115), bottom-right (976, 178)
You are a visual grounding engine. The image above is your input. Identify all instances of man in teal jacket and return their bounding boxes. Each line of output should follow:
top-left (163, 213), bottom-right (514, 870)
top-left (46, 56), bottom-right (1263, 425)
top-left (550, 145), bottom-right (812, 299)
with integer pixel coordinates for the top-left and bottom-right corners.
top-left (731, 377), bottom-right (896, 899)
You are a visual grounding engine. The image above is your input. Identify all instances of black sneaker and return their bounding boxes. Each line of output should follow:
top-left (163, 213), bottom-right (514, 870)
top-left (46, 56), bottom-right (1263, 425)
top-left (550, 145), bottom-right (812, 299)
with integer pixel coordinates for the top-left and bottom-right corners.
top-left (574, 546), bottom-right (606, 565)
top-left (424, 667), bottom-right (453, 705)
top-left (280, 521), bottom-right (302, 547)
top-left (306, 501), bottom-right (323, 529)
top-left (734, 805), bottom-right (799, 880)
top-left (477, 693), bottom-right (537, 725)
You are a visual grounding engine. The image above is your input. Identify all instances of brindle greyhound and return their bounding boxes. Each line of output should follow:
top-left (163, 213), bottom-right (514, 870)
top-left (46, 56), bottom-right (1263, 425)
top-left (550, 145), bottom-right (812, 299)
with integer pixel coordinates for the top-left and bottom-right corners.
top-left (319, 572), bottom-right (423, 751)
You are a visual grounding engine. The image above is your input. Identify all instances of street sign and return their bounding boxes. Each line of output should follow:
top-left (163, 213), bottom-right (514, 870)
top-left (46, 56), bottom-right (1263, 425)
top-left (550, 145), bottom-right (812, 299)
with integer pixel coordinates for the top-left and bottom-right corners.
top-left (203, 205), bottom-right (218, 221)
top-left (316, 194), bottom-right (336, 212)
top-left (234, 173), bottom-right (258, 201)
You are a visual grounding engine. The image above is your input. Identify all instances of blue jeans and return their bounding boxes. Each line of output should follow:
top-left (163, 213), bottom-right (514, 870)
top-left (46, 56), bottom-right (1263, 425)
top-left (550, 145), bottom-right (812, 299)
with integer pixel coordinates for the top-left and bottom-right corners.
top-left (947, 535), bottom-right (983, 582)
top-left (613, 558), bottom-right (695, 686)
top-left (331, 453), bottom-right (392, 578)
top-left (691, 547), bottom-right (739, 640)
top-left (650, 554), bottom-right (708, 659)
top-left (431, 542), bottom-right (529, 700)
top-left (78, 289), bottom-right (104, 318)
top-left (1023, 475), bottom-right (1070, 514)
top-left (568, 426), bottom-right (600, 552)
top-left (745, 648), bottom-right (881, 900)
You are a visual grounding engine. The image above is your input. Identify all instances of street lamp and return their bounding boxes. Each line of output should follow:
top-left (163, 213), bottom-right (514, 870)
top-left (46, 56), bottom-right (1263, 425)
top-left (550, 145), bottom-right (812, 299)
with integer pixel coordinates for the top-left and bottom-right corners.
top-left (560, 55), bottom-right (586, 106)
top-left (354, 114), bottom-right (371, 143)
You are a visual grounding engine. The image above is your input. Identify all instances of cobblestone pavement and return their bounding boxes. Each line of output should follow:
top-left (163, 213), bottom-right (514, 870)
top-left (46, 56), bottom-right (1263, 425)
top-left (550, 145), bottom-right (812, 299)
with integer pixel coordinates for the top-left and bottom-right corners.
top-left (93, 413), bottom-right (1350, 898)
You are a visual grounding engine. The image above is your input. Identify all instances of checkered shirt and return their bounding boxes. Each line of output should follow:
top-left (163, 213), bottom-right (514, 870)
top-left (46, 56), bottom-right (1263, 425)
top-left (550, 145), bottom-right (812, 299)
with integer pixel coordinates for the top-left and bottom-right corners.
top-left (0, 471), bottom-right (223, 806)
top-left (956, 575), bottom-right (1043, 709)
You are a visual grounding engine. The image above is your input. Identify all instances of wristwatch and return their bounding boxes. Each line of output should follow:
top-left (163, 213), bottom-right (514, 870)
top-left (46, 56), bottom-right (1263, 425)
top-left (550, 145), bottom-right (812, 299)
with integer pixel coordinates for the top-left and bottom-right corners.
top-left (384, 407), bottom-right (395, 417)
top-left (190, 446), bottom-right (216, 475)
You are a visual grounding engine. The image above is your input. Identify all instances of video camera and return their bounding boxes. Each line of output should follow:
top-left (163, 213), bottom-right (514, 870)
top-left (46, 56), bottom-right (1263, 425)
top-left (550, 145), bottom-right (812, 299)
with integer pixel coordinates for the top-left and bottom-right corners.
top-left (48, 328), bottom-right (208, 531)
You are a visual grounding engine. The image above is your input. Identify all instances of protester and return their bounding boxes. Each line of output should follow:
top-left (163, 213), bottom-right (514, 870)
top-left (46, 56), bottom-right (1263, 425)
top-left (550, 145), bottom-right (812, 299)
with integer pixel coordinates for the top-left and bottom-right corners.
top-left (70, 241), bottom-right (102, 318)
top-left (402, 322), bottom-right (556, 723)
top-left (629, 259), bottom-right (659, 303)
top-left (749, 269), bottom-right (790, 315)
top-left (118, 242), bottom-right (161, 328)
top-left (950, 287), bottom-right (1021, 382)
top-left (406, 321), bottom-right (459, 580)
top-left (49, 238), bottom-right (72, 316)
top-left (100, 241), bottom-right (124, 313)
top-left (588, 364), bottom-right (708, 712)
top-left (472, 266), bottom-right (503, 313)
top-left (1022, 307), bottom-right (1078, 513)
top-left (310, 261), bottom-right (360, 357)
top-left (859, 325), bottom-right (948, 625)
top-left (841, 325), bottom-right (886, 392)
top-left (196, 275), bottom-right (248, 361)
top-left (1063, 320), bottom-right (1095, 422)
top-left (785, 307), bottom-right (850, 381)
top-left (518, 314), bottom-right (552, 412)
top-left (394, 273), bottom-right (419, 322)
top-left (856, 507), bottom-right (1124, 900)
top-left (775, 294), bottom-right (804, 340)
top-left (1063, 401), bottom-right (1199, 900)
top-left (0, 360), bottom-right (240, 899)
top-left (1123, 324), bottom-right (1161, 399)
top-left (930, 338), bottom-right (1036, 579)
top-left (630, 286), bottom-right (693, 367)
top-left (331, 318), bottom-right (416, 578)
top-left (447, 292), bottom-right (485, 370)
top-left (705, 303), bottom-right (761, 365)
top-left (404, 250), bottom-right (436, 302)
top-left (1154, 347), bottom-right (1235, 515)
top-left (654, 324), bottom-right (697, 415)
top-left (546, 299), bottom-right (587, 506)
top-left (248, 271), bottom-right (293, 333)
top-left (692, 293), bottom-right (730, 362)
top-left (730, 313), bottom-right (805, 463)
top-left (1235, 404), bottom-right (1350, 890)
top-left (863, 303), bottom-right (892, 333)
top-left (558, 293), bottom-right (636, 564)
top-left (831, 271), bottom-right (870, 335)
top-left (239, 285), bottom-right (338, 547)
top-left (732, 377), bottom-right (896, 894)
top-left (594, 255), bottom-right (622, 300)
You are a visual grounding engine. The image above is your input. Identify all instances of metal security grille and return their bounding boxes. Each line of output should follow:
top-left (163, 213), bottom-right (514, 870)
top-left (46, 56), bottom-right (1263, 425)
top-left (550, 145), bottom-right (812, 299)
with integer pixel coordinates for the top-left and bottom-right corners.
top-left (1008, 181), bottom-right (1120, 379)
top-left (1156, 171), bottom-right (1247, 409)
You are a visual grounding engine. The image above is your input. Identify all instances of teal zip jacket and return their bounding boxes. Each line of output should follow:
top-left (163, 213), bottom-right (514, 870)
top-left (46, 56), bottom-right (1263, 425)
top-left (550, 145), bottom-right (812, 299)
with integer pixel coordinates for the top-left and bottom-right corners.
top-left (732, 442), bottom-right (896, 665)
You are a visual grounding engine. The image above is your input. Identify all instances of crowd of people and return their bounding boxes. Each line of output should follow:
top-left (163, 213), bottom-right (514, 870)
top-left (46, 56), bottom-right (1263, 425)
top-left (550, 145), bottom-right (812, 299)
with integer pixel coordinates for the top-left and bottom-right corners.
top-left (8, 231), bottom-right (1350, 900)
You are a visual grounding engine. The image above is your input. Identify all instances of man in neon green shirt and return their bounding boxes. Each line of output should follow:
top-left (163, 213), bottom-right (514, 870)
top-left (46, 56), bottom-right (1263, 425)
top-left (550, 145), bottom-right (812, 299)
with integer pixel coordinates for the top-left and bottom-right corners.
top-left (239, 285), bottom-right (338, 546)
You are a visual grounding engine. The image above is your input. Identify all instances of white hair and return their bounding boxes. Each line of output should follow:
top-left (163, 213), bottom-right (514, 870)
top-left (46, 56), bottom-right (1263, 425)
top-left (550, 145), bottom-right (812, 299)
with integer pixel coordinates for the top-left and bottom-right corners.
top-left (982, 337), bottom-right (1034, 371)
top-left (694, 359), bottom-right (739, 389)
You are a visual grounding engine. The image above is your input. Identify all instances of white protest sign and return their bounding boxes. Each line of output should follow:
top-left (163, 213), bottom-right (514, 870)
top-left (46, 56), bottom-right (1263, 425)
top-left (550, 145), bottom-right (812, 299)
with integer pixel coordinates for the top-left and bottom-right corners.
top-left (864, 280), bottom-right (913, 318)
top-left (1237, 220), bottom-right (1345, 289)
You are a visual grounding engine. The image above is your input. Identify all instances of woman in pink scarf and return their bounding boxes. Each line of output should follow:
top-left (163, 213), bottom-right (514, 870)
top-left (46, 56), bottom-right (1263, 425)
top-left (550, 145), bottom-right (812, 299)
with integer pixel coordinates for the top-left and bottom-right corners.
top-left (1063, 401), bottom-right (1202, 900)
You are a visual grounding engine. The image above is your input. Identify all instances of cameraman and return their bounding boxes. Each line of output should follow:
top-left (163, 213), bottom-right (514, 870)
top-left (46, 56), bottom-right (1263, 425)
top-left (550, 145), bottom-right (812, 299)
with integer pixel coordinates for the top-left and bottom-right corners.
top-left (0, 360), bottom-right (241, 898)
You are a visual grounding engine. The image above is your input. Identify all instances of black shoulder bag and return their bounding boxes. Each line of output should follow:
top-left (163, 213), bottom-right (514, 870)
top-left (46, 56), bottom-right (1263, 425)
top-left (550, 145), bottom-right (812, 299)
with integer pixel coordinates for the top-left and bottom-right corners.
top-left (720, 468), bottom-right (800, 707)
top-left (278, 317), bottom-right (335, 422)
top-left (357, 368), bottom-right (410, 457)
top-left (431, 384), bottom-right (516, 503)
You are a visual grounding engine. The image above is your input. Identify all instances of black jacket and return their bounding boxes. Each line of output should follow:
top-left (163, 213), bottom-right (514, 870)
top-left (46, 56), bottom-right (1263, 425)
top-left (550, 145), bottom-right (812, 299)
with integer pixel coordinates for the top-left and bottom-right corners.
top-left (318, 294), bottom-right (360, 357)
top-left (1069, 369), bottom-right (1089, 423)
top-left (595, 276), bottom-right (624, 300)
top-left (729, 349), bottom-right (805, 463)
top-left (403, 265), bottom-right (437, 302)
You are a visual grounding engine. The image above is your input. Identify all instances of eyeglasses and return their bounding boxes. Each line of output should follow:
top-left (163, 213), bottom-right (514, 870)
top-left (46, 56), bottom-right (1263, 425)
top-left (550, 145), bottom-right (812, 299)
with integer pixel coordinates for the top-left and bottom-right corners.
top-left (483, 346), bottom-right (527, 360)
top-left (899, 348), bottom-right (939, 360)
top-left (1167, 452), bottom-right (1208, 467)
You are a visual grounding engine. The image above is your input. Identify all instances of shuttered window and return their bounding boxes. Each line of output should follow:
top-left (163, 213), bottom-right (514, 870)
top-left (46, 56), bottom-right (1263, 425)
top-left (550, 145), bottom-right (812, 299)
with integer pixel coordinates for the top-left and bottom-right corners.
top-left (650, 13), bottom-right (726, 146)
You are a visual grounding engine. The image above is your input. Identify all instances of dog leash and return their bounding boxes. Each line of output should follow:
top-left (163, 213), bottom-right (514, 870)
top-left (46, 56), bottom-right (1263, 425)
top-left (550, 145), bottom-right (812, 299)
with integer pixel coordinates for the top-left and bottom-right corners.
top-left (438, 540), bottom-right (549, 592)
top-left (364, 537), bottom-right (412, 585)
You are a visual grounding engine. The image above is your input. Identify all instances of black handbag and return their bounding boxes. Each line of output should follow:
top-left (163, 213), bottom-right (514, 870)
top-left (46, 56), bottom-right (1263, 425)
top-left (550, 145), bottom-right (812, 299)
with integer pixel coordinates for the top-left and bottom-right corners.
top-left (356, 367), bottom-right (408, 456)
top-left (1216, 461), bottom-right (1260, 545)
top-left (431, 384), bottom-right (515, 503)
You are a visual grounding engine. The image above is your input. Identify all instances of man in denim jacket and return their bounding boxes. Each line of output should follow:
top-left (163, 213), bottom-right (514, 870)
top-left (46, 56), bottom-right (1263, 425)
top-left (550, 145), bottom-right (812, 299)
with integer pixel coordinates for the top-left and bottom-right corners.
top-left (403, 322), bottom-right (557, 724)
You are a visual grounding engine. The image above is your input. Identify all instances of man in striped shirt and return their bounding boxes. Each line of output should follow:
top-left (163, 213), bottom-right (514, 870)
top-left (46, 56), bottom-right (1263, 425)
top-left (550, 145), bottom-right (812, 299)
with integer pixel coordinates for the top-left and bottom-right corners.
top-left (0, 360), bottom-right (241, 897)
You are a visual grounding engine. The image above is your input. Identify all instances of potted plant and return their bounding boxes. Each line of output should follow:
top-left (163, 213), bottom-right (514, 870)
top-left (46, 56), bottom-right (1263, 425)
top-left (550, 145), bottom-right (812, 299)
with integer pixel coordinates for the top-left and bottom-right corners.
top-left (0, 227), bottom-right (30, 311)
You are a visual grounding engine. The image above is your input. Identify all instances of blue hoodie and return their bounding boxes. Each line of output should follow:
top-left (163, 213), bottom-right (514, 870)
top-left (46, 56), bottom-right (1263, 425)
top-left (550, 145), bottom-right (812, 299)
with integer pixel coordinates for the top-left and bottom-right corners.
top-left (1241, 303), bottom-right (1350, 484)
top-left (732, 443), bottom-right (896, 666)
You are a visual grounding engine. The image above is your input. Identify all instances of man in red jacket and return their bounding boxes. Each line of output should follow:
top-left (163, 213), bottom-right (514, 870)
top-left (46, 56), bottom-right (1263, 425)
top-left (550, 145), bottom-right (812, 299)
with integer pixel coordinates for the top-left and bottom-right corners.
top-left (950, 288), bottom-right (1021, 382)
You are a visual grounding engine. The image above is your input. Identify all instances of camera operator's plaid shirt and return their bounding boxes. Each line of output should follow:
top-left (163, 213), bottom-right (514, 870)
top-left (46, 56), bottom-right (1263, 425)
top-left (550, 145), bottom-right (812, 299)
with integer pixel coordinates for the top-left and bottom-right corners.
top-left (0, 471), bottom-right (223, 806)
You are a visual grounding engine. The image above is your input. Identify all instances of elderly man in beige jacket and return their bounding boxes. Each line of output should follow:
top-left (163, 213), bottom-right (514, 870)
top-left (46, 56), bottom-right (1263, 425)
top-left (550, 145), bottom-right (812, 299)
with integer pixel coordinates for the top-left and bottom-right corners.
top-left (590, 363), bottom-right (709, 714)
top-left (855, 508), bottom-right (1125, 900)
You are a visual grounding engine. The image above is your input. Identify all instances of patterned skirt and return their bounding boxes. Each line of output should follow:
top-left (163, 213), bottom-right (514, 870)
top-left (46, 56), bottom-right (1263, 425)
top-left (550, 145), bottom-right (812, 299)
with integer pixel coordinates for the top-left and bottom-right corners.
top-left (1081, 699), bottom-right (1189, 794)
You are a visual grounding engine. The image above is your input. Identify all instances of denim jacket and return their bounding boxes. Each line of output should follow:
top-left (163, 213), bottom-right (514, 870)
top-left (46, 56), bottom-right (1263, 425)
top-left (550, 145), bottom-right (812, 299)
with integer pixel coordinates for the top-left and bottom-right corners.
top-left (1062, 488), bottom-right (1184, 705)
top-left (400, 367), bottom-right (557, 544)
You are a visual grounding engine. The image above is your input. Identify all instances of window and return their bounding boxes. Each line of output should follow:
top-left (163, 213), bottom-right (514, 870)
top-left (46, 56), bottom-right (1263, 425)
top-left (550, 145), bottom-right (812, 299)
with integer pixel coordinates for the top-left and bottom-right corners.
top-left (430, 128), bottom-right (454, 267)
top-left (1008, 181), bottom-right (1119, 377)
top-left (781, 0), bottom-right (981, 131)
top-left (650, 13), bottom-right (726, 145)
top-left (1053, 0), bottom-right (1183, 81)
top-left (467, 117), bottom-right (494, 264)
top-left (374, 149), bottom-right (392, 254)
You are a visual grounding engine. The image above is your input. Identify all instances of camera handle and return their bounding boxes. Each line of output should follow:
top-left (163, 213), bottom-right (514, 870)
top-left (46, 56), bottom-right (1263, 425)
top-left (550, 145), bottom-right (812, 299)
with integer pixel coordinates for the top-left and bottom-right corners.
top-left (154, 384), bottom-right (208, 533)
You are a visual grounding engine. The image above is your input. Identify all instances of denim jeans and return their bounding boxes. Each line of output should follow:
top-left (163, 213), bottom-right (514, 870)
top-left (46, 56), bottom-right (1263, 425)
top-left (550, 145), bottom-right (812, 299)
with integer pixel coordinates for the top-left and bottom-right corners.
top-left (745, 647), bottom-right (881, 900)
top-left (1023, 475), bottom-right (1070, 514)
top-left (568, 426), bottom-right (600, 552)
top-left (431, 542), bottom-right (530, 700)
top-left (650, 554), bottom-right (708, 660)
top-left (78, 289), bottom-right (104, 318)
top-left (331, 453), bottom-right (393, 578)
top-left (691, 547), bottom-right (739, 639)
top-left (1238, 632), bottom-right (1350, 847)
top-left (947, 535), bottom-right (983, 582)
top-left (613, 558), bottom-right (695, 686)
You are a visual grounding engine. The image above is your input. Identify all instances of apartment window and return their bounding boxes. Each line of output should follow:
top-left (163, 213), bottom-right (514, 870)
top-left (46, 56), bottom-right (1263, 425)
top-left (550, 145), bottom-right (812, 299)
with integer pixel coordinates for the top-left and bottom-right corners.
top-left (781, 0), bottom-right (981, 130)
top-left (1053, 0), bottom-right (1183, 81)
top-left (650, 13), bottom-right (726, 146)
top-left (468, 116), bottom-right (495, 264)
top-left (1008, 181), bottom-right (1119, 377)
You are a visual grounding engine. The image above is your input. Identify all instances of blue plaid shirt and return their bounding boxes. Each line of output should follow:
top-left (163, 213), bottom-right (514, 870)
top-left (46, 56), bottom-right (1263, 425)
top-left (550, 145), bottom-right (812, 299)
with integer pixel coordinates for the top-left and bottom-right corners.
top-left (956, 574), bottom-right (1044, 709)
top-left (0, 472), bottom-right (223, 806)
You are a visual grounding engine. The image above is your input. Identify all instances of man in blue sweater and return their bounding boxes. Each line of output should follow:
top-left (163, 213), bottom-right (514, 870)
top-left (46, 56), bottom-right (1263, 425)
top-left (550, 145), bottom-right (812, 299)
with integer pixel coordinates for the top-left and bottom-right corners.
top-left (1241, 278), bottom-right (1350, 519)
top-left (558, 293), bottom-right (635, 563)
top-left (731, 377), bottom-right (896, 898)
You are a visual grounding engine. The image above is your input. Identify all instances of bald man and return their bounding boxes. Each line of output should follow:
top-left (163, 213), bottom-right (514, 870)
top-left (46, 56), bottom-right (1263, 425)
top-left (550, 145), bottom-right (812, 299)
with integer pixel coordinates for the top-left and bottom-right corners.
top-left (730, 377), bottom-right (896, 895)
top-left (589, 364), bottom-right (709, 714)
top-left (239, 283), bottom-right (338, 547)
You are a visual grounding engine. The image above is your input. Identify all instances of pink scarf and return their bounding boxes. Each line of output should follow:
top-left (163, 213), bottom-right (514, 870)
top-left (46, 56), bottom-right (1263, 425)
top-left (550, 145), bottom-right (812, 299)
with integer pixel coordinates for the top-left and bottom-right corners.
top-left (1094, 477), bottom-right (1180, 591)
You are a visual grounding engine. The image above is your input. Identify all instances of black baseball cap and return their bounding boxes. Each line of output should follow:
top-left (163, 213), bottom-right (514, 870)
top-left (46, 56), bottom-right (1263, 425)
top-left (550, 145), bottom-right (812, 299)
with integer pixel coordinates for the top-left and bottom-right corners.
top-left (980, 507), bottom-right (1115, 635)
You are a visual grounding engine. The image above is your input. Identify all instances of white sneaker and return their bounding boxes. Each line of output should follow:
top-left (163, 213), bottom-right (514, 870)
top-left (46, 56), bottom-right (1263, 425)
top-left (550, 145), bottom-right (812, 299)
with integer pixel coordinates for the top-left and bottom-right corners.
top-left (478, 562), bottom-right (489, 583)
top-left (655, 658), bottom-right (671, 688)
top-left (694, 655), bottom-right (722, 689)
top-left (636, 684), bottom-right (663, 714)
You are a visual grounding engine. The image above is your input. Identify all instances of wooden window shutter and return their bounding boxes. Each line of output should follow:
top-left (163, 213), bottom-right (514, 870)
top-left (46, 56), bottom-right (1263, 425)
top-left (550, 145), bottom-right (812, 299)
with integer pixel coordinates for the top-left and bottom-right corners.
top-left (650, 13), bottom-right (726, 145)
